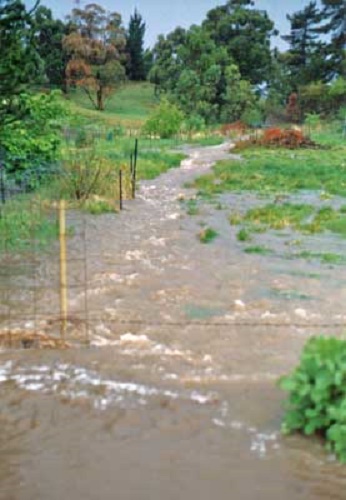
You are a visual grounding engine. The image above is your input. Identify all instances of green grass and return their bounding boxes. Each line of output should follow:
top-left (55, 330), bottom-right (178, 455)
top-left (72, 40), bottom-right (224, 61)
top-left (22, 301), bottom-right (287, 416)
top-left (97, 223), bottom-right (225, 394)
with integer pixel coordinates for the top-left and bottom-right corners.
top-left (67, 82), bottom-right (157, 126)
top-left (244, 245), bottom-right (272, 255)
top-left (243, 203), bottom-right (315, 230)
top-left (0, 196), bottom-right (58, 253)
top-left (192, 140), bottom-right (346, 197)
top-left (83, 199), bottom-right (118, 215)
top-left (186, 199), bottom-right (200, 216)
top-left (295, 251), bottom-right (346, 265)
top-left (230, 203), bottom-right (346, 238)
top-left (237, 228), bottom-right (252, 241)
top-left (198, 227), bottom-right (218, 243)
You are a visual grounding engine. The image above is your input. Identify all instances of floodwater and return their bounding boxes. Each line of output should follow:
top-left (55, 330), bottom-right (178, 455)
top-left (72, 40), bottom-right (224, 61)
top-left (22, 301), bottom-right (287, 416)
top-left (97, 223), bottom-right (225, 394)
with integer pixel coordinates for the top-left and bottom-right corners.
top-left (1, 142), bottom-right (346, 499)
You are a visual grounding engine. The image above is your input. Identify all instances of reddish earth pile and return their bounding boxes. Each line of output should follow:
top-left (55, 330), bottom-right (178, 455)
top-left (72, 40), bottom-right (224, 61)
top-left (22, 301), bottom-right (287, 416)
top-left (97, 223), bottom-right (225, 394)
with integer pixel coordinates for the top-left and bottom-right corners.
top-left (261, 128), bottom-right (317, 148)
top-left (235, 127), bottom-right (319, 150)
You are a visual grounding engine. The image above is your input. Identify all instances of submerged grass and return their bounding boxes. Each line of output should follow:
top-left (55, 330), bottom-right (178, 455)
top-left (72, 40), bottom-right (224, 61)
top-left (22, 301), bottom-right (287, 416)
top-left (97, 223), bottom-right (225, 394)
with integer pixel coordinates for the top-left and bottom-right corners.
top-left (244, 245), bottom-right (272, 255)
top-left (294, 251), bottom-right (346, 265)
top-left (230, 203), bottom-right (346, 238)
top-left (198, 227), bottom-right (218, 243)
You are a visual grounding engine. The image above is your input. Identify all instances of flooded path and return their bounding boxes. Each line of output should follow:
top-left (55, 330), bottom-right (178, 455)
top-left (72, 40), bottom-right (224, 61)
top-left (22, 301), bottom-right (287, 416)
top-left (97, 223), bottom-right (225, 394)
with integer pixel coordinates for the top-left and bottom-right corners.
top-left (1, 142), bottom-right (346, 499)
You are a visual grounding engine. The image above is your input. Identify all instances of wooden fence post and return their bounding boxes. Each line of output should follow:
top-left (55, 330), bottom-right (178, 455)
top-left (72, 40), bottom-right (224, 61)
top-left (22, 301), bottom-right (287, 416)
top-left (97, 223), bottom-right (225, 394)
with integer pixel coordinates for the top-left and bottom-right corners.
top-left (59, 200), bottom-right (68, 340)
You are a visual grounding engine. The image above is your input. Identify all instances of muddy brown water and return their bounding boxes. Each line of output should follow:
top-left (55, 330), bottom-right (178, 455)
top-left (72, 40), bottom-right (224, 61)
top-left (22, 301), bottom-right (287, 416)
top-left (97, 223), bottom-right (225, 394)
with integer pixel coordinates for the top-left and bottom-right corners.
top-left (1, 142), bottom-right (346, 499)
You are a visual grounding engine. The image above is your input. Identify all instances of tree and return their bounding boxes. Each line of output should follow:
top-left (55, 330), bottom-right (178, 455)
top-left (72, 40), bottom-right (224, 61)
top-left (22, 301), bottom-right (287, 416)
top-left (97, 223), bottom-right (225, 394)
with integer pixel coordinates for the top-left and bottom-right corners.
top-left (203, 0), bottom-right (278, 85)
top-left (32, 6), bottom-right (69, 89)
top-left (0, 0), bottom-right (43, 127)
top-left (282, 2), bottom-right (329, 88)
top-left (221, 64), bottom-right (256, 122)
top-left (150, 25), bottom-right (228, 122)
top-left (63, 3), bottom-right (126, 111)
top-left (126, 9), bottom-right (146, 81)
top-left (319, 0), bottom-right (346, 77)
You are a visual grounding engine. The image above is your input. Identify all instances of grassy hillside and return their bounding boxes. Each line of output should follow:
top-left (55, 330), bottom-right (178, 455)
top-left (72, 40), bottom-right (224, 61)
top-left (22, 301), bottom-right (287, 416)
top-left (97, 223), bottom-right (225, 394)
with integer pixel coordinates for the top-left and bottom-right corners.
top-left (66, 82), bottom-right (157, 128)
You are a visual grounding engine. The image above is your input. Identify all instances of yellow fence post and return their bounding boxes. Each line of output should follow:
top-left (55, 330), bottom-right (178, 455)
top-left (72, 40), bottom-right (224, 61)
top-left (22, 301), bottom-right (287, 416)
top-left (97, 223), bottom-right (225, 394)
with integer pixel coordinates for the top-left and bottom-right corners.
top-left (59, 199), bottom-right (68, 341)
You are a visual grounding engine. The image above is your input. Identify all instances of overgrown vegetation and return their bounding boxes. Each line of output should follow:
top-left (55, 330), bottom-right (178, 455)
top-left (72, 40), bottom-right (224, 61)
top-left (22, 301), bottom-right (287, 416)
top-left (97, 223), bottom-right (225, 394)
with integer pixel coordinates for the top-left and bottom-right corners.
top-left (280, 336), bottom-right (346, 463)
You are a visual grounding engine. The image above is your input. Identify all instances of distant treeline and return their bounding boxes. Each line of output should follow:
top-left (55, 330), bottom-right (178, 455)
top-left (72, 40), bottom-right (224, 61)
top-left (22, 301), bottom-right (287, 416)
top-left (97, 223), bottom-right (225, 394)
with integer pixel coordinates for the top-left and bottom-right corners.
top-left (0, 0), bottom-right (345, 124)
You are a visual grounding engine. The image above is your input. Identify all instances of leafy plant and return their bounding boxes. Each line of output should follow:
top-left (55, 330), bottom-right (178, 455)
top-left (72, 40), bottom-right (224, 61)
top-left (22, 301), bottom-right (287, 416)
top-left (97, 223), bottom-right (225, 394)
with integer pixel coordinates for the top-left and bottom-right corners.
top-left (1, 91), bottom-right (66, 178)
top-left (57, 149), bottom-right (125, 202)
top-left (142, 98), bottom-right (185, 138)
top-left (279, 336), bottom-right (346, 462)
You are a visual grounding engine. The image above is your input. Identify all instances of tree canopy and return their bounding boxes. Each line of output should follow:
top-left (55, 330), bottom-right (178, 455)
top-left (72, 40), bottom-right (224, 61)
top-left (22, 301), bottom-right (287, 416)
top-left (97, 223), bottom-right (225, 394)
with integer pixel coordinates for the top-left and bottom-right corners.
top-left (63, 3), bottom-right (126, 110)
top-left (126, 9), bottom-right (147, 81)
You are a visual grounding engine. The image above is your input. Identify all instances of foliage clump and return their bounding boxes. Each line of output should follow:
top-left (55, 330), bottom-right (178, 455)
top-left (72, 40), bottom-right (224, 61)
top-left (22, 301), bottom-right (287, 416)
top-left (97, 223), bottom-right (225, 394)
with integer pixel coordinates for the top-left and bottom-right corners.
top-left (142, 99), bottom-right (184, 138)
top-left (280, 336), bottom-right (346, 463)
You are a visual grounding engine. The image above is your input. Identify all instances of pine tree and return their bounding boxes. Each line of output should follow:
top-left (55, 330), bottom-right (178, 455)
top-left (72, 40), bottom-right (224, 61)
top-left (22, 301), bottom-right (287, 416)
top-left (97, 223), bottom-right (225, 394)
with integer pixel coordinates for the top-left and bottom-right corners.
top-left (319, 0), bottom-right (346, 77)
top-left (282, 1), bottom-right (328, 88)
top-left (126, 9), bottom-right (146, 81)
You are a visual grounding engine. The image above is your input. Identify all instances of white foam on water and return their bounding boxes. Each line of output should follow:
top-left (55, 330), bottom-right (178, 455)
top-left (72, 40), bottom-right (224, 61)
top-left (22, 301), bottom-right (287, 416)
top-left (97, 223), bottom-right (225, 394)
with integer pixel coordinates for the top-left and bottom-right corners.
top-left (261, 311), bottom-right (277, 319)
top-left (294, 308), bottom-right (308, 318)
top-left (119, 333), bottom-right (151, 344)
top-left (250, 432), bottom-right (279, 459)
top-left (148, 236), bottom-right (166, 247)
top-left (125, 250), bottom-right (145, 261)
top-left (166, 213), bottom-right (180, 220)
top-left (0, 362), bottom-right (222, 412)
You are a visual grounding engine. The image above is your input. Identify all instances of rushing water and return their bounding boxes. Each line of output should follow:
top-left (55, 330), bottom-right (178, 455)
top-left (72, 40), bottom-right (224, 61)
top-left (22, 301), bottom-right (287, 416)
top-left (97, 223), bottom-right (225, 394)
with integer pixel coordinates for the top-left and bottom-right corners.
top-left (1, 142), bottom-right (346, 499)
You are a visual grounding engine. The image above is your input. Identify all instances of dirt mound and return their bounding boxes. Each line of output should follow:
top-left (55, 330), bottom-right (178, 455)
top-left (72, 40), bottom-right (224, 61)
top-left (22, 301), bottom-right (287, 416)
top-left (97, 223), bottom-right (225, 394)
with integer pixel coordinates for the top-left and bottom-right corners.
top-left (261, 128), bottom-right (317, 148)
top-left (234, 127), bottom-right (319, 150)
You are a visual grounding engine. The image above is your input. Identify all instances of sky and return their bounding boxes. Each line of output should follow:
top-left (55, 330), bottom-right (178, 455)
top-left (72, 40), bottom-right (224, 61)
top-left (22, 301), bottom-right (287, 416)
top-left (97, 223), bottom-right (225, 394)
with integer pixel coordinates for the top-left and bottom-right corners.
top-left (29, 0), bottom-right (315, 50)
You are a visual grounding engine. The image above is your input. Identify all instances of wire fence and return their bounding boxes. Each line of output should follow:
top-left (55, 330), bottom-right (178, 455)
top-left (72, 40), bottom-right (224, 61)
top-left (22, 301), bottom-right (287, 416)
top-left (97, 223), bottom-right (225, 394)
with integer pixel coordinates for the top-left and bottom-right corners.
top-left (1, 191), bottom-right (346, 351)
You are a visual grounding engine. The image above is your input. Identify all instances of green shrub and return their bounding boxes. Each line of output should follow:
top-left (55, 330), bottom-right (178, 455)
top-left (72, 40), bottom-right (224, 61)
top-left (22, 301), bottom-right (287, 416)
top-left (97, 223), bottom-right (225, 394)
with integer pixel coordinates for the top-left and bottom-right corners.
top-left (57, 149), bottom-right (122, 202)
top-left (1, 91), bottom-right (66, 178)
top-left (142, 98), bottom-right (185, 138)
top-left (279, 336), bottom-right (346, 462)
top-left (304, 113), bottom-right (321, 132)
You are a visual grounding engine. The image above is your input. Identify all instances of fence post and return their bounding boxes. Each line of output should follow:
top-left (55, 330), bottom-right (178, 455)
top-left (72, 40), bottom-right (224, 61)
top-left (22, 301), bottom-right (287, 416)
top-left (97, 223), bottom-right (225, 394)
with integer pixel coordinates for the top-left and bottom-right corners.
top-left (132, 139), bottom-right (138, 199)
top-left (59, 199), bottom-right (68, 341)
top-left (119, 169), bottom-right (123, 210)
top-left (0, 163), bottom-right (5, 205)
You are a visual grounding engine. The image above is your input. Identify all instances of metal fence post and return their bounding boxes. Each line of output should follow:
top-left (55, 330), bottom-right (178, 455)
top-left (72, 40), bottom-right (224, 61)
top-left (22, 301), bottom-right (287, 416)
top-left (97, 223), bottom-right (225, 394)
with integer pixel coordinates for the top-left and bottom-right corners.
top-left (119, 169), bottom-right (123, 210)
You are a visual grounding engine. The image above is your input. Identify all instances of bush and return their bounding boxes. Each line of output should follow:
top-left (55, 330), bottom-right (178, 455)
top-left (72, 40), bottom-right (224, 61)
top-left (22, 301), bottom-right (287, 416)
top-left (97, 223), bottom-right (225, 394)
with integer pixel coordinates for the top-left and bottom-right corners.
top-left (0, 91), bottom-right (66, 179)
top-left (304, 113), bottom-right (321, 133)
top-left (142, 98), bottom-right (185, 138)
top-left (182, 114), bottom-right (206, 135)
top-left (241, 107), bottom-right (263, 128)
top-left (279, 336), bottom-right (346, 462)
top-left (57, 149), bottom-right (126, 202)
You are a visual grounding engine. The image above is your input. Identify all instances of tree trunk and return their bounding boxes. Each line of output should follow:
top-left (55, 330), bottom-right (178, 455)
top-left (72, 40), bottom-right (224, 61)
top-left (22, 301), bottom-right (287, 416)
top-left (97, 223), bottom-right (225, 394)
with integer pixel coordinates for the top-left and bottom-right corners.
top-left (97, 86), bottom-right (104, 111)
